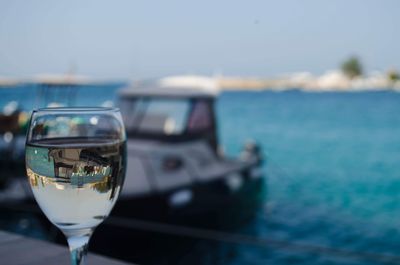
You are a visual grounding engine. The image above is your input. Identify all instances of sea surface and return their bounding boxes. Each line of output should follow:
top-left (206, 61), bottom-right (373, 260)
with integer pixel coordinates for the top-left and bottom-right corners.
top-left (217, 90), bottom-right (400, 265)
top-left (1, 85), bottom-right (400, 264)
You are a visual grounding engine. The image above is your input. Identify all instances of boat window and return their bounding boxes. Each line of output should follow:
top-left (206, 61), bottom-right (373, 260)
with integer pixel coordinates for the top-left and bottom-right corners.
top-left (187, 100), bottom-right (212, 132)
top-left (139, 99), bottom-right (189, 134)
top-left (119, 99), bottom-right (141, 131)
top-left (121, 98), bottom-right (190, 135)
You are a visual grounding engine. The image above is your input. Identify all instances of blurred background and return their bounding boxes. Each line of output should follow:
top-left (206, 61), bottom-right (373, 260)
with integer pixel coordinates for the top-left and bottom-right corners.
top-left (1, 0), bottom-right (400, 264)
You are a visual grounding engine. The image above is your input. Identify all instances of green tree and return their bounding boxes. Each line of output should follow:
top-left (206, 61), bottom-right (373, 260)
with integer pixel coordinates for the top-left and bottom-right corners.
top-left (341, 56), bottom-right (363, 79)
top-left (387, 69), bottom-right (400, 83)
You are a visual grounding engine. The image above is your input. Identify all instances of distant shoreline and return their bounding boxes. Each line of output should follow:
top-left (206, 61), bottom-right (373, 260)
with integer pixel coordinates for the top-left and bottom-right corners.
top-left (216, 72), bottom-right (400, 92)
top-left (2, 73), bottom-right (400, 93)
top-left (218, 85), bottom-right (400, 93)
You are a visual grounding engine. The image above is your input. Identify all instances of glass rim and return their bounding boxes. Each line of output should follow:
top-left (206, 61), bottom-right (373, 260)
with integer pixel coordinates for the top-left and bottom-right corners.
top-left (32, 107), bottom-right (120, 113)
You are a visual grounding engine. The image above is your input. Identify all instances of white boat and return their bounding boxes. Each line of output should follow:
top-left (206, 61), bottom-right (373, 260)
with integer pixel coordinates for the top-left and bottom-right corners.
top-left (112, 76), bottom-right (265, 224)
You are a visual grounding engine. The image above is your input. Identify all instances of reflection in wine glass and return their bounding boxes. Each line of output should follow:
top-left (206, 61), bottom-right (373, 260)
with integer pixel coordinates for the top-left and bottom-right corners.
top-left (25, 107), bottom-right (126, 265)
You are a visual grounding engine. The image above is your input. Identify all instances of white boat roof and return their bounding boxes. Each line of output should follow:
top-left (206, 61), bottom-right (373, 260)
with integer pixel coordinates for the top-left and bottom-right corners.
top-left (120, 75), bottom-right (219, 98)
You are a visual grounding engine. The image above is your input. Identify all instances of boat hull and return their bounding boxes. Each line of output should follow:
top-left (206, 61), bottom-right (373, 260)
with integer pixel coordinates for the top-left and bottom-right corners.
top-left (92, 175), bottom-right (266, 264)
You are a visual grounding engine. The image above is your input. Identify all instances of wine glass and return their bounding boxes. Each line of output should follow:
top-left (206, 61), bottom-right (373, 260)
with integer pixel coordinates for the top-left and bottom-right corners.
top-left (25, 107), bottom-right (126, 265)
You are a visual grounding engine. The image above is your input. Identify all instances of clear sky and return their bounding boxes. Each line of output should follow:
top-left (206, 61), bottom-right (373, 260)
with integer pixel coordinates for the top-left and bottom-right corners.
top-left (0, 0), bottom-right (399, 79)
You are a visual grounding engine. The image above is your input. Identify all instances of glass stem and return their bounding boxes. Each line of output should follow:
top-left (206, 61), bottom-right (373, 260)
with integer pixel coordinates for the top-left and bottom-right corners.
top-left (65, 229), bottom-right (93, 265)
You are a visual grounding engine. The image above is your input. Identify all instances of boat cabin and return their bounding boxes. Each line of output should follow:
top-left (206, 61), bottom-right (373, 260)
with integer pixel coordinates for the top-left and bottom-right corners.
top-left (119, 86), bottom-right (219, 153)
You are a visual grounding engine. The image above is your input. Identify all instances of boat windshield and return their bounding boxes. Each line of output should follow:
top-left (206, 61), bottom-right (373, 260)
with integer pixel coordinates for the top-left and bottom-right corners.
top-left (120, 98), bottom-right (212, 136)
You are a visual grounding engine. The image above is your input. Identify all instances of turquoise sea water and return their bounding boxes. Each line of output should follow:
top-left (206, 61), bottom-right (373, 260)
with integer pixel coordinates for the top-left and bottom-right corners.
top-left (218, 91), bottom-right (400, 265)
top-left (1, 85), bottom-right (400, 264)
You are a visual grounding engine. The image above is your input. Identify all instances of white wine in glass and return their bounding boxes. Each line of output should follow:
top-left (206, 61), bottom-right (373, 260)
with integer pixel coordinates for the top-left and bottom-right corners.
top-left (25, 108), bottom-right (126, 265)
